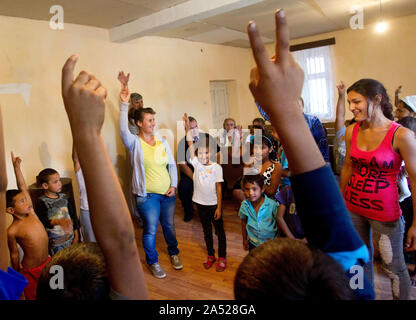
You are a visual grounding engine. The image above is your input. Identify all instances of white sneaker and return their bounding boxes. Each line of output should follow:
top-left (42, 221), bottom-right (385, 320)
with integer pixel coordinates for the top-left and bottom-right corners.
top-left (170, 254), bottom-right (183, 270)
top-left (149, 262), bottom-right (166, 279)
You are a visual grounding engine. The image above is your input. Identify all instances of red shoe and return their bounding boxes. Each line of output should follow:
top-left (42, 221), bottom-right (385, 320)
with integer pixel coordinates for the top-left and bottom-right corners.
top-left (203, 256), bottom-right (216, 269)
top-left (216, 258), bottom-right (226, 272)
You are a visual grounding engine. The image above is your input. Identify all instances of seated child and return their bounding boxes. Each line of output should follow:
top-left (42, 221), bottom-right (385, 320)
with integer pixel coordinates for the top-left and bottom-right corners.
top-left (36, 55), bottom-right (148, 299)
top-left (35, 168), bottom-right (79, 256)
top-left (6, 153), bottom-right (50, 300)
top-left (275, 185), bottom-right (306, 242)
top-left (238, 174), bottom-right (278, 251)
top-left (234, 9), bottom-right (374, 299)
top-left (183, 114), bottom-right (227, 271)
top-left (73, 145), bottom-right (96, 242)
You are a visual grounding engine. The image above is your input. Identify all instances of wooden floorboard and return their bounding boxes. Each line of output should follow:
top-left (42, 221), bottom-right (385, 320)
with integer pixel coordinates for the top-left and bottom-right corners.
top-left (133, 198), bottom-right (416, 300)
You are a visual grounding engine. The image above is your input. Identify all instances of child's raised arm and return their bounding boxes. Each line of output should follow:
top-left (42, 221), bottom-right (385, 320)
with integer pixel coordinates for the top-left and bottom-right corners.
top-left (11, 153), bottom-right (32, 208)
top-left (183, 113), bottom-right (196, 160)
top-left (62, 55), bottom-right (148, 299)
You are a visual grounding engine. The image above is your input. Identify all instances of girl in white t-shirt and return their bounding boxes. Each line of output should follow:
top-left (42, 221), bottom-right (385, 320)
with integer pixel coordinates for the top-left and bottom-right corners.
top-left (183, 114), bottom-right (227, 272)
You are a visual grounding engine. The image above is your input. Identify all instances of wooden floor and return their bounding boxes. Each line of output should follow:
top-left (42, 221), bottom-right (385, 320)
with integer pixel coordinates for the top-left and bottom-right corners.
top-left (133, 198), bottom-right (416, 300)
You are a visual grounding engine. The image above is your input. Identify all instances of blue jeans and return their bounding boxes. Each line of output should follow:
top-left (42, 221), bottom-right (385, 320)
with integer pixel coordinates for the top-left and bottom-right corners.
top-left (135, 193), bottom-right (179, 265)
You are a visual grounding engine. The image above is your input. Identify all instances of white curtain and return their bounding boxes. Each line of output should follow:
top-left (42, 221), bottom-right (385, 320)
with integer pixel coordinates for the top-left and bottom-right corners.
top-left (293, 45), bottom-right (335, 122)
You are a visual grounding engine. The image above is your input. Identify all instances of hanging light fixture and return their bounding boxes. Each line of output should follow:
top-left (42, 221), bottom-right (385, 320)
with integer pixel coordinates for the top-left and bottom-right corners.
top-left (375, 0), bottom-right (388, 33)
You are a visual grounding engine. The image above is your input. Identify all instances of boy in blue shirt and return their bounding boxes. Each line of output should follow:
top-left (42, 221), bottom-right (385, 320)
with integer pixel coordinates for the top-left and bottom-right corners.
top-left (239, 174), bottom-right (278, 251)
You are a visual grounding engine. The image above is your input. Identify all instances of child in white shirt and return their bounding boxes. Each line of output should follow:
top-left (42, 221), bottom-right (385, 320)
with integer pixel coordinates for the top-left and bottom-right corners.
top-left (183, 114), bottom-right (227, 272)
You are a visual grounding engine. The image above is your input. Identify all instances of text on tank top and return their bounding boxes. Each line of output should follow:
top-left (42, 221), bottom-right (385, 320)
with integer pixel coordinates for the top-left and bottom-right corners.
top-left (344, 121), bottom-right (402, 221)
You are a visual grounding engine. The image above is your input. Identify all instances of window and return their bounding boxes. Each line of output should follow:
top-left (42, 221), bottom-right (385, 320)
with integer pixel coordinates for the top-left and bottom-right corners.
top-left (292, 45), bottom-right (335, 122)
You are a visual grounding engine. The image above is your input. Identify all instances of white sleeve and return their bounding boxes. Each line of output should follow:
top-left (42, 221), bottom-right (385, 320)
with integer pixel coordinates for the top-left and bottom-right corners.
top-left (119, 102), bottom-right (136, 150)
top-left (215, 164), bottom-right (224, 183)
top-left (189, 157), bottom-right (199, 168)
top-left (398, 173), bottom-right (411, 202)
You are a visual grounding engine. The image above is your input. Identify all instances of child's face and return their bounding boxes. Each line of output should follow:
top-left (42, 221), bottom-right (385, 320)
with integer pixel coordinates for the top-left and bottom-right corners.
top-left (224, 120), bottom-right (235, 132)
top-left (243, 181), bottom-right (264, 203)
top-left (197, 147), bottom-right (210, 165)
top-left (395, 101), bottom-right (412, 120)
top-left (254, 143), bottom-right (271, 162)
top-left (43, 173), bottom-right (62, 193)
top-left (9, 192), bottom-right (31, 215)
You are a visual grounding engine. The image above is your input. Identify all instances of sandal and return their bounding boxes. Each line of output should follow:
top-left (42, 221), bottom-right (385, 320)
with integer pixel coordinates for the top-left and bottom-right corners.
top-left (203, 256), bottom-right (216, 269)
top-left (216, 258), bottom-right (226, 272)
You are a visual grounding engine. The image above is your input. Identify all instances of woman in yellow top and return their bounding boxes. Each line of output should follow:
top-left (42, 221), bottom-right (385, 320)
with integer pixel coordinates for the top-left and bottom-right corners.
top-left (119, 86), bottom-right (181, 279)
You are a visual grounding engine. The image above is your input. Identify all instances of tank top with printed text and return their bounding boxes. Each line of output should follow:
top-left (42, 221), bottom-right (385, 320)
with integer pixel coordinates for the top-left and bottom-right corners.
top-left (344, 121), bottom-right (402, 221)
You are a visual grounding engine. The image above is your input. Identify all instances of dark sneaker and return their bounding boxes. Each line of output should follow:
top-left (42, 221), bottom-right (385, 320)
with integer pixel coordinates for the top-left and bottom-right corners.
top-left (170, 255), bottom-right (183, 270)
top-left (149, 262), bottom-right (166, 279)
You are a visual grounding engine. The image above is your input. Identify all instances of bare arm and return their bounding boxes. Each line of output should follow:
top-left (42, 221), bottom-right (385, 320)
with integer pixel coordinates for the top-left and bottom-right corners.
top-left (214, 182), bottom-right (222, 220)
top-left (179, 163), bottom-right (193, 180)
top-left (183, 113), bottom-right (196, 160)
top-left (62, 55), bottom-right (148, 299)
top-left (7, 232), bottom-right (19, 271)
top-left (0, 109), bottom-right (7, 271)
top-left (335, 81), bottom-right (346, 133)
top-left (395, 127), bottom-right (416, 251)
top-left (395, 85), bottom-right (402, 109)
top-left (276, 204), bottom-right (295, 239)
top-left (339, 125), bottom-right (354, 195)
top-left (264, 162), bottom-right (281, 197)
top-left (11, 153), bottom-right (32, 208)
top-left (241, 218), bottom-right (249, 250)
top-left (248, 11), bottom-right (324, 175)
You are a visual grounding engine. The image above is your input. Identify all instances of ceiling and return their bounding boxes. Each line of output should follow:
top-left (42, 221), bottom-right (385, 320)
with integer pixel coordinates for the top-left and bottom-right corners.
top-left (1, 0), bottom-right (416, 47)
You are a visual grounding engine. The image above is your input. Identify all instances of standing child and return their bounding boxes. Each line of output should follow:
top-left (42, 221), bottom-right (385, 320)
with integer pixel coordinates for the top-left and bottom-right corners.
top-left (35, 168), bottom-right (79, 256)
top-left (7, 153), bottom-right (49, 299)
top-left (275, 185), bottom-right (306, 243)
top-left (183, 113), bottom-right (227, 272)
top-left (73, 145), bottom-right (96, 242)
top-left (239, 174), bottom-right (278, 250)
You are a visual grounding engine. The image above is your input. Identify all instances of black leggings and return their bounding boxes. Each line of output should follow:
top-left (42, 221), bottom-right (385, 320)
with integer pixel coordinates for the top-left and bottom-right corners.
top-left (196, 204), bottom-right (227, 258)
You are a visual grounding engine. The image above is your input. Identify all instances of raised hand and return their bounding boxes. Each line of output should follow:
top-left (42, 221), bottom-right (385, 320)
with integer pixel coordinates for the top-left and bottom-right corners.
top-left (62, 55), bottom-right (107, 138)
top-left (336, 81), bottom-right (346, 96)
top-left (248, 10), bottom-right (304, 120)
top-left (11, 152), bottom-right (21, 168)
top-left (120, 86), bottom-right (130, 103)
top-left (118, 71), bottom-right (130, 88)
top-left (395, 85), bottom-right (402, 95)
top-left (183, 113), bottom-right (190, 132)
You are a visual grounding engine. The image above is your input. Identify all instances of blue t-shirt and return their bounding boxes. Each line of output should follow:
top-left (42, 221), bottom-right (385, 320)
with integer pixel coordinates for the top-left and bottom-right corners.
top-left (0, 267), bottom-right (28, 300)
top-left (238, 195), bottom-right (278, 246)
top-left (275, 186), bottom-right (304, 239)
